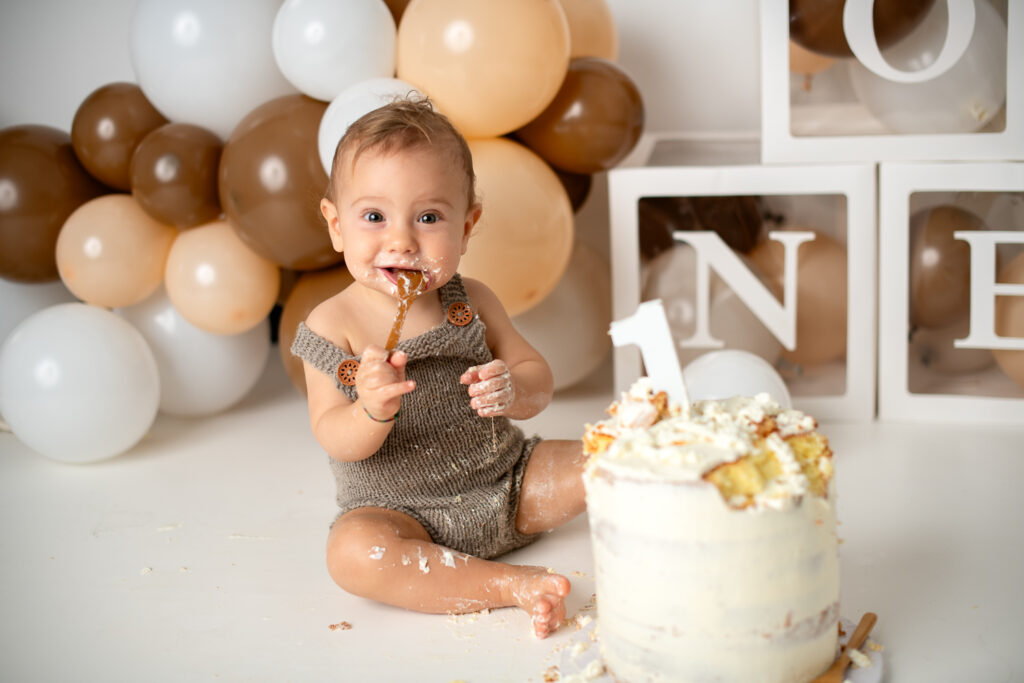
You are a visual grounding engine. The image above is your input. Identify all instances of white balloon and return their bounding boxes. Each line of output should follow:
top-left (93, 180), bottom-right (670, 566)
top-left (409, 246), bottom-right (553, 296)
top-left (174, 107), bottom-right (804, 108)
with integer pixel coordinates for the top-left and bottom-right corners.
top-left (847, 0), bottom-right (1007, 134)
top-left (318, 77), bottom-right (423, 175)
top-left (683, 349), bottom-right (792, 409)
top-left (0, 303), bottom-right (159, 463)
top-left (116, 288), bottom-right (270, 417)
top-left (130, 0), bottom-right (298, 140)
top-left (273, 0), bottom-right (396, 102)
top-left (0, 277), bottom-right (77, 346)
top-left (512, 243), bottom-right (612, 391)
top-left (642, 243), bottom-right (783, 368)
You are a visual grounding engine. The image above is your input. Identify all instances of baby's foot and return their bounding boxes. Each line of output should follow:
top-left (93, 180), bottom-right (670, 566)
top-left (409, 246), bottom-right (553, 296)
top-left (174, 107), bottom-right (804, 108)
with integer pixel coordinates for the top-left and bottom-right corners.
top-left (505, 567), bottom-right (571, 638)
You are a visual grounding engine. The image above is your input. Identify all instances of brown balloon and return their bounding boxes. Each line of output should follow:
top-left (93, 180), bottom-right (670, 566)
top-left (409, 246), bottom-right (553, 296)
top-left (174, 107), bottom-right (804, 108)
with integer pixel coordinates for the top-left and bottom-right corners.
top-left (278, 265), bottom-right (355, 394)
top-left (749, 230), bottom-right (848, 367)
top-left (789, 0), bottom-right (936, 58)
top-left (554, 167), bottom-right (593, 213)
top-left (219, 95), bottom-right (341, 271)
top-left (71, 82), bottom-right (168, 190)
top-left (514, 57), bottom-right (643, 174)
top-left (638, 197), bottom-right (697, 260)
top-left (131, 123), bottom-right (222, 229)
top-left (382, 0), bottom-right (412, 26)
top-left (993, 252), bottom-right (1024, 390)
top-left (908, 205), bottom-right (986, 329)
top-left (0, 125), bottom-right (109, 282)
top-left (637, 195), bottom-right (763, 259)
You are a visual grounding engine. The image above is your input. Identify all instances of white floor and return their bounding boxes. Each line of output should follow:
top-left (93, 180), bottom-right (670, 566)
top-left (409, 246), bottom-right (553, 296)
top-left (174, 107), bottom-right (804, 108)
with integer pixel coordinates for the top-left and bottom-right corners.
top-left (2, 356), bottom-right (1023, 682)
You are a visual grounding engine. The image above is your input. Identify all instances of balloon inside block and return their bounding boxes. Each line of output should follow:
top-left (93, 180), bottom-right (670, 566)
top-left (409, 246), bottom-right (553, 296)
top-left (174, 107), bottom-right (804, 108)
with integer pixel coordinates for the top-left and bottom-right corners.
top-left (278, 265), bottom-right (355, 394)
top-left (993, 251), bottom-right (1024, 389)
top-left (117, 287), bottom-right (270, 417)
top-left (847, 0), bottom-right (1007, 135)
top-left (682, 349), bottom-right (793, 409)
top-left (164, 219), bottom-right (280, 336)
top-left (642, 243), bottom-right (784, 369)
top-left (0, 125), bottom-right (108, 282)
top-left (396, 0), bottom-right (570, 138)
top-left (0, 303), bottom-right (160, 463)
top-left (789, 40), bottom-right (836, 78)
top-left (789, 0), bottom-right (936, 58)
top-left (908, 313), bottom-right (994, 376)
top-left (272, 0), bottom-right (397, 103)
top-left (908, 205), bottom-right (987, 328)
top-left (515, 57), bottom-right (644, 175)
top-left (219, 95), bottom-right (339, 271)
top-left (318, 78), bottom-right (423, 176)
top-left (638, 196), bottom-right (765, 259)
top-left (0, 278), bottom-right (77, 345)
top-left (459, 138), bottom-right (573, 316)
top-left (71, 82), bottom-right (168, 191)
top-left (511, 243), bottom-right (611, 391)
top-left (748, 230), bottom-right (848, 367)
top-left (130, 0), bottom-right (297, 141)
top-left (557, 0), bottom-right (619, 60)
top-left (55, 194), bottom-right (177, 309)
top-left (130, 123), bottom-right (223, 228)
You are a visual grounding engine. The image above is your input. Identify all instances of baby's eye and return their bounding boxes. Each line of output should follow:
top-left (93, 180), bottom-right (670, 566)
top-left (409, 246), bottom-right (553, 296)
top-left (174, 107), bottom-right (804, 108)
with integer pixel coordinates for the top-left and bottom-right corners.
top-left (418, 212), bottom-right (441, 224)
top-left (363, 210), bottom-right (384, 223)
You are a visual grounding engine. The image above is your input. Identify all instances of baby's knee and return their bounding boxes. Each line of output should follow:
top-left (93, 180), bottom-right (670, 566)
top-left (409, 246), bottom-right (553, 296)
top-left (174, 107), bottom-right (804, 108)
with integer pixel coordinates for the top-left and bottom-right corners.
top-left (325, 523), bottom-right (387, 594)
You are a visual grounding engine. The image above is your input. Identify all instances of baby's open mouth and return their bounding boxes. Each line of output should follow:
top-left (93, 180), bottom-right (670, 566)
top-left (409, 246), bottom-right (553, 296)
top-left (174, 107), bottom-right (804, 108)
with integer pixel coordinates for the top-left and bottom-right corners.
top-left (382, 267), bottom-right (427, 288)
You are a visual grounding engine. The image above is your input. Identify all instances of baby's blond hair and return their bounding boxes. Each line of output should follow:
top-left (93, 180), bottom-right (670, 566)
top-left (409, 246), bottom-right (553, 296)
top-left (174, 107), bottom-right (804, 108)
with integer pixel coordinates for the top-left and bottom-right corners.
top-left (326, 96), bottom-right (477, 210)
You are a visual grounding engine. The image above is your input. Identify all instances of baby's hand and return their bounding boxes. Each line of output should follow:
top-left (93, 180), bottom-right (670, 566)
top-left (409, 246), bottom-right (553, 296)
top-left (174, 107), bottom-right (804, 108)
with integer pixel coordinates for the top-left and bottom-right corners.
top-left (356, 346), bottom-right (415, 423)
top-left (460, 360), bottom-right (514, 418)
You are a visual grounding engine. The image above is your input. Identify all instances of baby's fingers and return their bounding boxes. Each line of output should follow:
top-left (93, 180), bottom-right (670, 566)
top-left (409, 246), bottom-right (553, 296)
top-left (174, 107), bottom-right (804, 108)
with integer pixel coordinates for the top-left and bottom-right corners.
top-left (476, 359), bottom-right (509, 380)
top-left (467, 375), bottom-right (510, 398)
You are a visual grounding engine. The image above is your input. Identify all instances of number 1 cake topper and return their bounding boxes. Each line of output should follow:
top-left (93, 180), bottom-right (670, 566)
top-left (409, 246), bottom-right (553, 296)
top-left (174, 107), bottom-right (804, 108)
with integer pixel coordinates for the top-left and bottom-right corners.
top-left (609, 299), bottom-right (690, 408)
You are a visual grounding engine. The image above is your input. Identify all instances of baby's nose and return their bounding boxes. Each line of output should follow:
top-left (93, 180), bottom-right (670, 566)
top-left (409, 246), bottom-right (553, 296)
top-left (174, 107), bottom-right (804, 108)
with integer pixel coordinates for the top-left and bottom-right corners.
top-left (385, 225), bottom-right (417, 251)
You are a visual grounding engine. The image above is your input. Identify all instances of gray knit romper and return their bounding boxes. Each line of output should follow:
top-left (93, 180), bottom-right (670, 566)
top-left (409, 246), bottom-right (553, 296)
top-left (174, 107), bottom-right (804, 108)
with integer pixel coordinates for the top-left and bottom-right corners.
top-left (290, 274), bottom-right (541, 559)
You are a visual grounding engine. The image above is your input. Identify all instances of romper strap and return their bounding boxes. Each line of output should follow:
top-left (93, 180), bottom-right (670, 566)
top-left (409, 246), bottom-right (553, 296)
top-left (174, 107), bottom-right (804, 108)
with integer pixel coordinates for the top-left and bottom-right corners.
top-left (291, 322), bottom-right (355, 378)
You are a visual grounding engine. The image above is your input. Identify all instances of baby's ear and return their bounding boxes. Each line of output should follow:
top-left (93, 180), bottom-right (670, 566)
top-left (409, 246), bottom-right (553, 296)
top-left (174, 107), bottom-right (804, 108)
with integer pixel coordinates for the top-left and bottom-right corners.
top-left (461, 203), bottom-right (483, 254)
top-left (321, 198), bottom-right (343, 253)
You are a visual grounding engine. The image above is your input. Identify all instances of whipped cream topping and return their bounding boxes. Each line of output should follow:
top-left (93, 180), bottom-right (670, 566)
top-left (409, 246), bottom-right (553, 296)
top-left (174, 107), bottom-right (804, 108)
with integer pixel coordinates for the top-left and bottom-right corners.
top-left (585, 379), bottom-right (820, 510)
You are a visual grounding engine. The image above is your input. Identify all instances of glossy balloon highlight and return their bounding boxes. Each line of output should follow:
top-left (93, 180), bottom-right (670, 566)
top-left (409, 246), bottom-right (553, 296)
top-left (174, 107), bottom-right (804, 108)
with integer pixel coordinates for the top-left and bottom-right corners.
top-left (130, 123), bottom-right (222, 228)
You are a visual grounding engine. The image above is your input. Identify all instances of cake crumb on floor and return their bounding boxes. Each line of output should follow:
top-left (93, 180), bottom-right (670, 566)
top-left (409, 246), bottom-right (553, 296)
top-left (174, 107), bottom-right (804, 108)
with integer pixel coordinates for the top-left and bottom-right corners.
top-left (328, 621), bottom-right (352, 631)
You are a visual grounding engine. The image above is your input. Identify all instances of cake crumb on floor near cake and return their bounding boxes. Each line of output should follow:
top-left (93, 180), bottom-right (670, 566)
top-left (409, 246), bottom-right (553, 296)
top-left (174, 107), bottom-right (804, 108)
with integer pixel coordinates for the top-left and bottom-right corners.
top-left (328, 621), bottom-right (352, 631)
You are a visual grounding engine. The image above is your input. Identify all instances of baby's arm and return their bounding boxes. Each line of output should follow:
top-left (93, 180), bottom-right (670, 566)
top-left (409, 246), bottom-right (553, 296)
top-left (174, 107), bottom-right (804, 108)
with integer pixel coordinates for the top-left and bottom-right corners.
top-left (459, 278), bottom-right (554, 420)
top-left (303, 344), bottom-right (415, 462)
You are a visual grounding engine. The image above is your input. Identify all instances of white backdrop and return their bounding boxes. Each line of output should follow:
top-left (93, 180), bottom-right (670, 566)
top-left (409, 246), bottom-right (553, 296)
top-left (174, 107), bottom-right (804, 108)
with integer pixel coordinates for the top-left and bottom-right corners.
top-left (0, 0), bottom-right (762, 135)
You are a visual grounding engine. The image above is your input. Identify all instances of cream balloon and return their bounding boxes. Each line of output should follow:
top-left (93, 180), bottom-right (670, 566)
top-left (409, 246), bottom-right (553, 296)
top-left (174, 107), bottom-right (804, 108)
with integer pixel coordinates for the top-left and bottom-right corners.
top-left (55, 194), bottom-right (177, 309)
top-left (164, 220), bottom-right (280, 335)
top-left (116, 287), bottom-right (271, 416)
top-left (557, 0), bottom-right (619, 60)
top-left (396, 0), bottom-right (570, 138)
top-left (272, 0), bottom-right (396, 102)
top-left (683, 349), bottom-right (792, 409)
top-left (642, 243), bottom-right (784, 368)
top-left (0, 303), bottom-right (159, 463)
top-left (511, 242), bottom-right (611, 391)
top-left (909, 312), bottom-right (994, 375)
top-left (460, 138), bottom-right (573, 317)
top-left (318, 77), bottom-right (423, 176)
top-left (993, 251), bottom-right (1024, 389)
top-left (748, 230), bottom-right (848, 367)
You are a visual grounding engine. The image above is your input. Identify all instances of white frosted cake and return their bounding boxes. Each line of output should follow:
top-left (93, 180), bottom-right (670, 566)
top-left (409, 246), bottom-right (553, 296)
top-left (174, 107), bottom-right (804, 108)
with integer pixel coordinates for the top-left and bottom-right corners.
top-left (582, 379), bottom-right (839, 683)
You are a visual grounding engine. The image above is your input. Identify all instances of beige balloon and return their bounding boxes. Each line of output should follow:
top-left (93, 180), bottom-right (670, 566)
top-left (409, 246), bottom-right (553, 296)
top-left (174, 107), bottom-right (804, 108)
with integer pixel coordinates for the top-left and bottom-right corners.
top-left (908, 205), bottom-right (986, 328)
top-left (993, 251), bottom-right (1024, 389)
top-left (459, 138), bottom-right (574, 317)
top-left (164, 220), bottom-right (280, 335)
top-left (789, 40), bottom-right (836, 76)
top-left (748, 230), bottom-right (848, 367)
top-left (396, 0), bottom-right (570, 138)
top-left (557, 0), bottom-right (619, 60)
top-left (55, 194), bottom-right (177, 309)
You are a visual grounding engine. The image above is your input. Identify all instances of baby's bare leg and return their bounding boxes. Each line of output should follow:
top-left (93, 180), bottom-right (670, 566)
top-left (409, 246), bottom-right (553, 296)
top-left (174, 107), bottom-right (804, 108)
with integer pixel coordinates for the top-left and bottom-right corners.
top-left (327, 507), bottom-right (571, 637)
top-left (516, 439), bottom-right (588, 535)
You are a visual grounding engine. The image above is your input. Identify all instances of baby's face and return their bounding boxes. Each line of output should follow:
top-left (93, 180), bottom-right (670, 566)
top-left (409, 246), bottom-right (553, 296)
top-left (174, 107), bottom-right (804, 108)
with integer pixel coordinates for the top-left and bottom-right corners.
top-left (323, 145), bottom-right (479, 299)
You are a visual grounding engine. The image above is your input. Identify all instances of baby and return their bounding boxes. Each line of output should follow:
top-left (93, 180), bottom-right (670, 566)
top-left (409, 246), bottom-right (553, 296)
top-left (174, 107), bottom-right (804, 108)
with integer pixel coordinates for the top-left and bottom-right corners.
top-left (291, 98), bottom-right (587, 638)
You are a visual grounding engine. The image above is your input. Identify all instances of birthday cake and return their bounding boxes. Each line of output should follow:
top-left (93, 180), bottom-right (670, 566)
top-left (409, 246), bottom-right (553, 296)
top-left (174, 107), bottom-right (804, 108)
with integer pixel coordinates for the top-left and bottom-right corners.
top-left (582, 379), bottom-right (839, 682)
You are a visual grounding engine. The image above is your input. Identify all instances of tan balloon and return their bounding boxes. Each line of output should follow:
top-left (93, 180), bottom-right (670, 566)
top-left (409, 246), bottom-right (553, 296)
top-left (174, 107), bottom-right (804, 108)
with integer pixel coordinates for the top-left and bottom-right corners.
top-left (278, 265), bottom-right (355, 395)
top-left (993, 252), bottom-right (1024, 389)
top-left (55, 194), bottom-right (176, 308)
top-left (396, 0), bottom-right (570, 138)
top-left (460, 138), bottom-right (574, 316)
top-left (789, 40), bottom-right (836, 76)
top-left (557, 0), bottom-right (619, 60)
top-left (909, 205), bottom-right (986, 328)
top-left (909, 312), bottom-right (994, 375)
top-left (749, 230), bottom-right (848, 367)
top-left (164, 219), bottom-right (280, 335)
